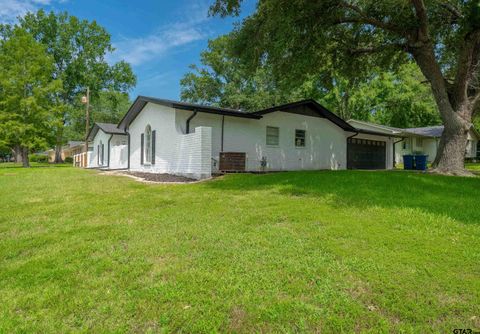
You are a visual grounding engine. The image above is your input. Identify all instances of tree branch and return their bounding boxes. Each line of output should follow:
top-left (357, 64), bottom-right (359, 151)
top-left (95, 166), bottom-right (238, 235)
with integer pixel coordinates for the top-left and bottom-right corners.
top-left (440, 2), bottom-right (463, 21)
top-left (347, 43), bottom-right (408, 55)
top-left (337, 2), bottom-right (407, 36)
top-left (453, 30), bottom-right (480, 109)
top-left (411, 0), bottom-right (429, 42)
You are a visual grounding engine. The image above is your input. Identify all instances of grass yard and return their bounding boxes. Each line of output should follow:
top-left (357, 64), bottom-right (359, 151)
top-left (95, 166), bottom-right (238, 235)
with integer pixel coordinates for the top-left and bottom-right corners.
top-left (0, 166), bottom-right (479, 333)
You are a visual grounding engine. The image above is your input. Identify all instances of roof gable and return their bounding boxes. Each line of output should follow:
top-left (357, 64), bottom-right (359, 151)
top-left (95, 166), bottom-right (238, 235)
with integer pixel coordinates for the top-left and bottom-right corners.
top-left (87, 123), bottom-right (126, 141)
top-left (118, 96), bottom-right (261, 130)
top-left (254, 100), bottom-right (357, 132)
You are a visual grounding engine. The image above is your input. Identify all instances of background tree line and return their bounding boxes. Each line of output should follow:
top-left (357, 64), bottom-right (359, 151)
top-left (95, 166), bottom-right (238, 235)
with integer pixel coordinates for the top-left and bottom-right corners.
top-left (181, 33), bottom-right (440, 129)
top-left (0, 10), bottom-right (135, 166)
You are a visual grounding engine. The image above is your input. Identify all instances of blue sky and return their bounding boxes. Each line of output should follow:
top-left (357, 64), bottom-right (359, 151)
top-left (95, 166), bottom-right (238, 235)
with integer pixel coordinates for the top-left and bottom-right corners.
top-left (0, 0), bottom-right (256, 100)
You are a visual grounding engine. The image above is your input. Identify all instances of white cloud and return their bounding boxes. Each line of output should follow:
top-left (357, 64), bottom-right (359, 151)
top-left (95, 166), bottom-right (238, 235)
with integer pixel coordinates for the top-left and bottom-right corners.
top-left (109, 1), bottom-right (211, 66)
top-left (0, 0), bottom-right (64, 23)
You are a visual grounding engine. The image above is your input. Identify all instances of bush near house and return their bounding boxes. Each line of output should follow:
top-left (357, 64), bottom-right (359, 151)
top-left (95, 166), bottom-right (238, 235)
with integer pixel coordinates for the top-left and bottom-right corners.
top-left (29, 154), bottom-right (49, 163)
top-left (0, 166), bottom-right (479, 333)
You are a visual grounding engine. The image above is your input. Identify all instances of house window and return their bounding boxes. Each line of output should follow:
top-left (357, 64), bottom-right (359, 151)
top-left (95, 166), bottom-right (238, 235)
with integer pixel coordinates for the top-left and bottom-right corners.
top-left (402, 140), bottom-right (409, 150)
top-left (295, 129), bottom-right (306, 147)
top-left (266, 126), bottom-right (279, 146)
top-left (145, 125), bottom-right (152, 164)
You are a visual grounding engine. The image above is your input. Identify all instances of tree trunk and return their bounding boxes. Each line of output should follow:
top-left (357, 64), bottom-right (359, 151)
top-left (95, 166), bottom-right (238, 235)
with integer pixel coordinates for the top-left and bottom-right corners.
top-left (54, 129), bottom-right (64, 163)
top-left (13, 144), bottom-right (23, 163)
top-left (411, 46), bottom-right (472, 175)
top-left (432, 110), bottom-right (471, 175)
top-left (21, 147), bottom-right (30, 168)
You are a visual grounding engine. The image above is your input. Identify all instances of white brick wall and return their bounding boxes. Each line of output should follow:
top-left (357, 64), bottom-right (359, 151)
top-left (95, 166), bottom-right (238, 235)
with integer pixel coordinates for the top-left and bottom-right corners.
top-left (170, 127), bottom-right (212, 179)
top-left (129, 103), bottom-right (212, 179)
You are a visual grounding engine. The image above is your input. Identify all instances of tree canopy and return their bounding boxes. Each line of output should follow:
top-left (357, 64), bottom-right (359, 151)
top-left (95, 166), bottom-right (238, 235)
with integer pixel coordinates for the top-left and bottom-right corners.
top-left (181, 33), bottom-right (439, 127)
top-left (1, 10), bottom-right (136, 162)
top-left (0, 28), bottom-right (61, 167)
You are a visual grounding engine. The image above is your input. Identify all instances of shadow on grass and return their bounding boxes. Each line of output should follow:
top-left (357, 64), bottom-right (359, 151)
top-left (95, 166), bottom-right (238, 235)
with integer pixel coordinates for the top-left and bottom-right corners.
top-left (204, 170), bottom-right (480, 225)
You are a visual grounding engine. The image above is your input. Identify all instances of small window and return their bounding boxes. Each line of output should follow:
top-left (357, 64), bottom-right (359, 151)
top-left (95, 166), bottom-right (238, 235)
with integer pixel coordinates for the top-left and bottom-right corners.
top-left (295, 129), bottom-right (306, 147)
top-left (266, 126), bottom-right (279, 146)
top-left (402, 141), bottom-right (407, 150)
top-left (145, 125), bottom-right (152, 164)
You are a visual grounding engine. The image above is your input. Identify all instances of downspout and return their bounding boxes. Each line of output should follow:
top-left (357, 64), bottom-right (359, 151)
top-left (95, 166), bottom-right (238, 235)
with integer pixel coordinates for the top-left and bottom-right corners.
top-left (221, 115), bottom-right (225, 152)
top-left (346, 131), bottom-right (359, 170)
top-left (393, 137), bottom-right (404, 168)
top-left (107, 134), bottom-right (113, 168)
top-left (127, 129), bottom-right (130, 170)
top-left (186, 110), bottom-right (198, 134)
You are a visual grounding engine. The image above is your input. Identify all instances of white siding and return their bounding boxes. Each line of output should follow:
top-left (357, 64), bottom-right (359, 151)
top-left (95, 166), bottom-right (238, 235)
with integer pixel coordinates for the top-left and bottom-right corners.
top-left (89, 129), bottom-right (110, 168)
top-left (109, 134), bottom-right (128, 169)
top-left (89, 130), bottom-right (128, 169)
top-left (128, 103), bottom-right (212, 179)
top-left (176, 109), bottom-right (348, 171)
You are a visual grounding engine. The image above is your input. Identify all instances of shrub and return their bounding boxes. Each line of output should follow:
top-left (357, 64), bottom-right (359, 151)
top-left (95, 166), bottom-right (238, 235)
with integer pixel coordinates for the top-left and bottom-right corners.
top-left (29, 154), bottom-right (49, 163)
top-left (64, 156), bottom-right (73, 164)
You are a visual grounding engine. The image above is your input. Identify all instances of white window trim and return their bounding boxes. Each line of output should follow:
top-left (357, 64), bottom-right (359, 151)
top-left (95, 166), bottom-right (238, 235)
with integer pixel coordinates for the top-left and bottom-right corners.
top-left (295, 129), bottom-right (306, 148)
top-left (266, 126), bottom-right (280, 147)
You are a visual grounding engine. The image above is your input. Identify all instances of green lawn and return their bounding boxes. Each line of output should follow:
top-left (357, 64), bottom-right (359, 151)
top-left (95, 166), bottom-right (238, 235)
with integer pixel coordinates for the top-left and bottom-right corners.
top-left (1, 166), bottom-right (479, 333)
top-left (466, 162), bottom-right (480, 173)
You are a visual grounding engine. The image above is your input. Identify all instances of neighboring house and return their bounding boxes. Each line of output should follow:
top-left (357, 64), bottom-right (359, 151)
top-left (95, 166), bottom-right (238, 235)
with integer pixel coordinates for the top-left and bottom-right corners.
top-left (348, 119), bottom-right (480, 164)
top-left (87, 123), bottom-right (128, 169)
top-left (113, 97), bottom-right (398, 179)
top-left (47, 141), bottom-right (88, 163)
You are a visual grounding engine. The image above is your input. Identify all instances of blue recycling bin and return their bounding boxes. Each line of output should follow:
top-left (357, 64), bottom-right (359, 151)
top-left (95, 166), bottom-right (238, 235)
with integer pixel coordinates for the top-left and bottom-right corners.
top-left (403, 155), bottom-right (414, 170)
top-left (415, 155), bottom-right (428, 171)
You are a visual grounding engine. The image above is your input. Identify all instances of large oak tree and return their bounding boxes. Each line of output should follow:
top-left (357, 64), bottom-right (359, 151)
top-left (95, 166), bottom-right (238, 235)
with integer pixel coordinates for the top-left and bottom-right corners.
top-left (0, 28), bottom-right (61, 167)
top-left (211, 0), bottom-right (480, 175)
top-left (1, 10), bottom-right (136, 163)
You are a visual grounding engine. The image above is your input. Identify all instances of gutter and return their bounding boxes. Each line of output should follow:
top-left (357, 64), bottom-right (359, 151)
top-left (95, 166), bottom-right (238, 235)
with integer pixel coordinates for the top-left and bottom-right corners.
top-left (186, 110), bottom-right (198, 134)
top-left (127, 130), bottom-right (130, 169)
top-left (221, 115), bottom-right (225, 152)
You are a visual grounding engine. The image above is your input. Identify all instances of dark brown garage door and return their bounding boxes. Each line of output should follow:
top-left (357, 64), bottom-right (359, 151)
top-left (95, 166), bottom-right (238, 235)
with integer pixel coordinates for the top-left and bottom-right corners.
top-left (347, 138), bottom-right (386, 169)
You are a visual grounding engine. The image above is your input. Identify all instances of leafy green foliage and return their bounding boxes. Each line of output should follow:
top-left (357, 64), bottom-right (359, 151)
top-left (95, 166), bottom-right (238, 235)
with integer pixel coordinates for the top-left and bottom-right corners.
top-left (181, 33), bottom-right (439, 127)
top-left (66, 91), bottom-right (131, 140)
top-left (29, 154), bottom-right (49, 163)
top-left (1, 10), bottom-right (137, 154)
top-left (0, 166), bottom-right (479, 332)
top-left (0, 28), bottom-right (62, 159)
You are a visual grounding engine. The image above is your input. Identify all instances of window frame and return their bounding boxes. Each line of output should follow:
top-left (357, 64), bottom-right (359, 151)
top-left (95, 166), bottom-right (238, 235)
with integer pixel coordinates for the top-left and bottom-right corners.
top-left (144, 125), bottom-right (152, 164)
top-left (295, 129), bottom-right (306, 148)
top-left (266, 126), bottom-right (280, 146)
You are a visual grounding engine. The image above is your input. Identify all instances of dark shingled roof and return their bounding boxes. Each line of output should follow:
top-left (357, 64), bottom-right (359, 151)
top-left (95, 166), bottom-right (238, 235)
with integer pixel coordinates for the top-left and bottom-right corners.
top-left (118, 96), bottom-right (356, 132)
top-left (87, 123), bottom-right (126, 141)
top-left (96, 123), bottom-right (126, 135)
top-left (118, 96), bottom-right (260, 130)
top-left (403, 126), bottom-right (444, 138)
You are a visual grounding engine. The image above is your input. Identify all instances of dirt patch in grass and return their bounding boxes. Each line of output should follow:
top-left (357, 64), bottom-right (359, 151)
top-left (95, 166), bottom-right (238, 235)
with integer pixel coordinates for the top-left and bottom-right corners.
top-left (126, 172), bottom-right (196, 183)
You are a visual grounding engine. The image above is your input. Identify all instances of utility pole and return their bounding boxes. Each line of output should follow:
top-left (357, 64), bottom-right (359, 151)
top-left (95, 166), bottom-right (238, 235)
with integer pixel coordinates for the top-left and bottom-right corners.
top-left (82, 87), bottom-right (90, 166)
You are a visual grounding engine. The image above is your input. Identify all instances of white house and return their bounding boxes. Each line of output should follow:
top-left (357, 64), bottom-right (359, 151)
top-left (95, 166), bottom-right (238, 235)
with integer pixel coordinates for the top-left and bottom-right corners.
top-left (87, 123), bottom-right (128, 169)
top-left (115, 97), bottom-right (397, 179)
top-left (348, 119), bottom-right (480, 164)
